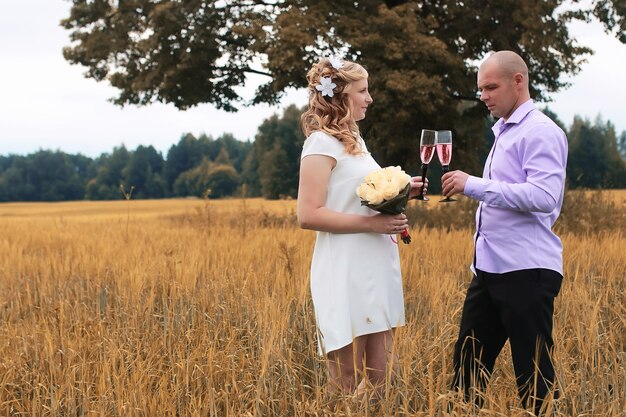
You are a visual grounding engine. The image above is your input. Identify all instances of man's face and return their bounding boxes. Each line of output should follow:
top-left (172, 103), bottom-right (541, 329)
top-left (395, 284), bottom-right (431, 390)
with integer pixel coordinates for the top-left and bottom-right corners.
top-left (477, 61), bottom-right (520, 121)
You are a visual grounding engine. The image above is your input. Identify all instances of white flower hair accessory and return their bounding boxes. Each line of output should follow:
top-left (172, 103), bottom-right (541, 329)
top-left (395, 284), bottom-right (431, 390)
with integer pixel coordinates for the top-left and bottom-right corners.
top-left (316, 76), bottom-right (337, 97)
top-left (328, 55), bottom-right (344, 70)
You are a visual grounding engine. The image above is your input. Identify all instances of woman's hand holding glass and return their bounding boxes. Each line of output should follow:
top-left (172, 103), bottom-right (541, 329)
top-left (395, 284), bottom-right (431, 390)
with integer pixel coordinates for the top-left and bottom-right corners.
top-left (415, 129), bottom-right (436, 201)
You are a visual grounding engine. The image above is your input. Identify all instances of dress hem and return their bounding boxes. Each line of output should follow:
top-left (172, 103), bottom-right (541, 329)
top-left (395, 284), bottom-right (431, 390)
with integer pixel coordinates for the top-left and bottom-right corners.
top-left (318, 322), bottom-right (406, 357)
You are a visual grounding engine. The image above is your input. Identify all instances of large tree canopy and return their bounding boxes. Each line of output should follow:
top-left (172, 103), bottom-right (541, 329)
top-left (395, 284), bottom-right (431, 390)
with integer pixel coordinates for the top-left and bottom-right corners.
top-left (62, 0), bottom-right (625, 172)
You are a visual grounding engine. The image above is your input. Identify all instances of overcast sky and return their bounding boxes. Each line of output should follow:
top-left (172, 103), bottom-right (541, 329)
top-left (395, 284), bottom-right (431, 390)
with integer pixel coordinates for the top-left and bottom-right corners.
top-left (1, 1), bottom-right (625, 158)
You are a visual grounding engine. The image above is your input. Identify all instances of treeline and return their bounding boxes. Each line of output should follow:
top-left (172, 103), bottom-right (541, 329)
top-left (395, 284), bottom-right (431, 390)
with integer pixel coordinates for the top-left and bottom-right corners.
top-left (566, 116), bottom-right (626, 189)
top-left (1, 106), bottom-right (625, 202)
top-left (0, 105), bottom-right (302, 202)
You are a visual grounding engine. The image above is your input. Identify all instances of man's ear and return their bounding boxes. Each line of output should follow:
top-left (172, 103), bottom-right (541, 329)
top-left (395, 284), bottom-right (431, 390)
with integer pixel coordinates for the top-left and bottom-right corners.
top-left (513, 73), bottom-right (524, 87)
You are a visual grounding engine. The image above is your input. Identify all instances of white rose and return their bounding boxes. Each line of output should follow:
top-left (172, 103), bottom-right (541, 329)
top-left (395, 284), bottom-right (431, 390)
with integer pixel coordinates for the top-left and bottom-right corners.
top-left (365, 186), bottom-right (384, 205)
top-left (359, 166), bottom-right (410, 204)
top-left (388, 166), bottom-right (402, 175)
top-left (379, 181), bottom-right (397, 200)
top-left (381, 167), bottom-right (394, 182)
top-left (389, 166), bottom-right (403, 178)
top-left (356, 183), bottom-right (370, 200)
top-left (392, 172), bottom-right (410, 192)
top-left (366, 170), bottom-right (385, 189)
top-left (356, 183), bottom-right (384, 204)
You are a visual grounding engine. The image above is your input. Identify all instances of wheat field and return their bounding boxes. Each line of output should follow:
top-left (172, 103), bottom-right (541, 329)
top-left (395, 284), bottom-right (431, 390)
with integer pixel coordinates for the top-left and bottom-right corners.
top-left (0, 193), bottom-right (624, 416)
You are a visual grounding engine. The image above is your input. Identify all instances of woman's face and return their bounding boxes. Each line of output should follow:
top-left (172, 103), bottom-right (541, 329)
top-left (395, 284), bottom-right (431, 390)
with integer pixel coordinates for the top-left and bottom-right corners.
top-left (347, 78), bottom-right (373, 121)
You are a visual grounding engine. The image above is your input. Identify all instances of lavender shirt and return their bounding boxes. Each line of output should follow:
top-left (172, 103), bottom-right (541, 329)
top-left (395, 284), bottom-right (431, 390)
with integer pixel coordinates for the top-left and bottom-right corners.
top-left (464, 100), bottom-right (568, 275)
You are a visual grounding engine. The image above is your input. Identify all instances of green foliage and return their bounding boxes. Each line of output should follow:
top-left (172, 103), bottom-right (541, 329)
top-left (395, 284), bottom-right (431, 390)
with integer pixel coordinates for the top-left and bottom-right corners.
top-left (618, 131), bottom-right (626, 158)
top-left (259, 142), bottom-right (292, 200)
top-left (241, 150), bottom-right (262, 198)
top-left (2, 110), bottom-right (625, 202)
top-left (213, 134), bottom-right (253, 173)
top-left (206, 165), bottom-right (241, 198)
top-left (125, 145), bottom-right (166, 198)
top-left (254, 105), bottom-right (305, 199)
top-left (164, 133), bottom-right (251, 195)
top-left (567, 116), bottom-right (626, 189)
top-left (592, 0), bottom-right (626, 42)
top-left (62, 1), bottom-right (248, 111)
top-left (165, 134), bottom-right (212, 194)
top-left (174, 158), bottom-right (240, 198)
top-left (0, 151), bottom-right (88, 202)
top-left (85, 146), bottom-right (131, 200)
top-left (61, 0), bottom-right (626, 174)
top-left (0, 133), bottom-right (249, 202)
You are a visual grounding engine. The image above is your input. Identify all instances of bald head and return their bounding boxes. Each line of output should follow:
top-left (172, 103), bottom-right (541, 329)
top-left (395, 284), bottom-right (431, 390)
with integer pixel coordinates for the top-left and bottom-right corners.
top-left (481, 50), bottom-right (529, 87)
top-left (477, 50), bottom-right (531, 120)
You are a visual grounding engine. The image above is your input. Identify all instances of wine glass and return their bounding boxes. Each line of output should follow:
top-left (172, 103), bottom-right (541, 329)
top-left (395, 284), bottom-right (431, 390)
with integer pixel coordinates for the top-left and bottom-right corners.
top-left (436, 130), bottom-right (457, 202)
top-left (415, 129), bottom-right (436, 201)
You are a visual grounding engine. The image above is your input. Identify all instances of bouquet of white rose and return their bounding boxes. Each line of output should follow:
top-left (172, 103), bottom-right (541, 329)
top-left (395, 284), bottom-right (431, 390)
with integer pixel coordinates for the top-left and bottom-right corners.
top-left (356, 166), bottom-right (412, 244)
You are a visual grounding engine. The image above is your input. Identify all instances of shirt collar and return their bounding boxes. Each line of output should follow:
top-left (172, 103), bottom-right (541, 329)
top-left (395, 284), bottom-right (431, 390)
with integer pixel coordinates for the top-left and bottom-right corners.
top-left (492, 99), bottom-right (535, 133)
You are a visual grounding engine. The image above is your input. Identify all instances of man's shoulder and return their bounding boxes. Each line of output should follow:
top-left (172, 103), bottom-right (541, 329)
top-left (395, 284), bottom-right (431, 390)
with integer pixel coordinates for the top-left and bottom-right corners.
top-left (517, 110), bottom-right (568, 155)
top-left (523, 110), bottom-right (566, 136)
top-left (530, 109), bottom-right (562, 127)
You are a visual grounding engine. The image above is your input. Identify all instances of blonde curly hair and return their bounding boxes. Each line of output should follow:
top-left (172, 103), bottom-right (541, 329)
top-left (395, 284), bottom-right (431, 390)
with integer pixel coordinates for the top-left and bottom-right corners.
top-left (300, 58), bottom-right (369, 155)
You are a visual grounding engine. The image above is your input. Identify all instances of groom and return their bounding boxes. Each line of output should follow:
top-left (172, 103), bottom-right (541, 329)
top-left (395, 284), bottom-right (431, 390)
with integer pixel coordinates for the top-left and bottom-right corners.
top-left (441, 50), bottom-right (568, 415)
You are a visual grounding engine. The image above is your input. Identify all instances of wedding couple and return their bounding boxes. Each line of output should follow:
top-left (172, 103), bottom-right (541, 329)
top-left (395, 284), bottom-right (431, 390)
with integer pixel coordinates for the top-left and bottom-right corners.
top-left (296, 51), bottom-right (568, 416)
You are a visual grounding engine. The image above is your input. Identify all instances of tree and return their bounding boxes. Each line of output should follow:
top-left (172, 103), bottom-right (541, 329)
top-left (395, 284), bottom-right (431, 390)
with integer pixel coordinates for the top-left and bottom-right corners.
top-left (618, 131), bottom-right (626, 159)
top-left (61, 1), bottom-right (624, 173)
top-left (241, 150), bottom-right (262, 197)
top-left (206, 165), bottom-right (241, 198)
top-left (85, 145), bottom-right (131, 199)
top-left (593, 0), bottom-right (626, 42)
top-left (0, 157), bottom-right (30, 201)
top-left (0, 155), bottom-right (15, 173)
top-left (0, 151), bottom-right (91, 202)
top-left (259, 142), bottom-right (292, 200)
top-left (173, 158), bottom-right (240, 198)
top-left (567, 116), bottom-right (626, 188)
top-left (125, 145), bottom-right (166, 198)
top-left (213, 133), bottom-right (253, 173)
top-left (28, 151), bottom-right (87, 201)
top-left (164, 133), bottom-right (210, 194)
top-left (164, 132), bottom-right (251, 196)
top-left (254, 104), bottom-right (305, 199)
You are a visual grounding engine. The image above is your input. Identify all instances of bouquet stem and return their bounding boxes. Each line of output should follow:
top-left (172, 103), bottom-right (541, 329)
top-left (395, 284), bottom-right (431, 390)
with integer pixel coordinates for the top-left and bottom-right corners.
top-left (400, 227), bottom-right (411, 244)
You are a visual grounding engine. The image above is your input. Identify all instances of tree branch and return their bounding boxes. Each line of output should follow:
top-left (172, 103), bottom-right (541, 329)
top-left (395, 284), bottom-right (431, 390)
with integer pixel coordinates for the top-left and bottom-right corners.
top-left (243, 67), bottom-right (272, 77)
top-left (215, 0), bottom-right (281, 9)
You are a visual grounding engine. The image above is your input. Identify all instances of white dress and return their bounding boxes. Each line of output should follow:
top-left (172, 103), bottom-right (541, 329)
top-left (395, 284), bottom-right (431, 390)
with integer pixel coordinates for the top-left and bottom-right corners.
top-left (301, 131), bottom-right (406, 355)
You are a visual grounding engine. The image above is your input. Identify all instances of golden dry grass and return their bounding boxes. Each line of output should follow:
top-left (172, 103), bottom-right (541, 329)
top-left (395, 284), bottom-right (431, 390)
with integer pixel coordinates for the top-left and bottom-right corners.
top-left (585, 188), bottom-right (626, 205)
top-left (0, 194), bottom-right (624, 416)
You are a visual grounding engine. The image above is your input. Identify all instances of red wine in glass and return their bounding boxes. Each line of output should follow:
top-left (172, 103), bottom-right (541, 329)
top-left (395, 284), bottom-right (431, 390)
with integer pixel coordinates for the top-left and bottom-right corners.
top-left (416, 129), bottom-right (436, 201)
top-left (436, 130), bottom-right (456, 202)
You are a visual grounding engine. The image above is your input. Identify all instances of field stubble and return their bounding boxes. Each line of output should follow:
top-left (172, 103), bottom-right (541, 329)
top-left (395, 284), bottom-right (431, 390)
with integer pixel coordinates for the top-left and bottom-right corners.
top-left (0, 191), bottom-right (624, 416)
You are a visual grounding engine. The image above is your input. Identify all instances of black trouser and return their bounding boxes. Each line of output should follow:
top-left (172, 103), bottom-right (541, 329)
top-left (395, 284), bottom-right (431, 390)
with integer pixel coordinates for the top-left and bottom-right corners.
top-left (450, 268), bottom-right (563, 415)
